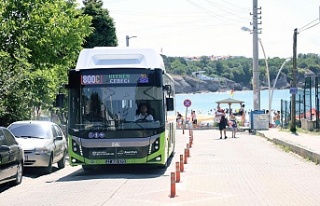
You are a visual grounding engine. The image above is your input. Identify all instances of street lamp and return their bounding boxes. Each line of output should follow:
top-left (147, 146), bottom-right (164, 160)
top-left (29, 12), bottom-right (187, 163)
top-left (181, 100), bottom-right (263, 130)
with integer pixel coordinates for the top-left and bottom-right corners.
top-left (126, 35), bottom-right (137, 47)
top-left (270, 58), bottom-right (291, 112)
top-left (258, 39), bottom-right (271, 116)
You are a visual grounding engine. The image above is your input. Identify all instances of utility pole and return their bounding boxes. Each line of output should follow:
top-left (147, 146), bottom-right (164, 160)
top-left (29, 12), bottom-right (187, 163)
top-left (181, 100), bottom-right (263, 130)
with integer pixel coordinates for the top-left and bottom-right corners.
top-left (251, 0), bottom-right (261, 110)
top-left (290, 28), bottom-right (298, 133)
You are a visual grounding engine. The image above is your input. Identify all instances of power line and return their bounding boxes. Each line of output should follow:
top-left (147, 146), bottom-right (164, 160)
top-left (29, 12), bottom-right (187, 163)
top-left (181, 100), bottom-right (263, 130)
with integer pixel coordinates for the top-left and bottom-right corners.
top-left (218, 0), bottom-right (250, 11)
top-left (186, 0), bottom-right (249, 27)
top-left (203, 0), bottom-right (250, 19)
top-left (298, 18), bottom-right (320, 33)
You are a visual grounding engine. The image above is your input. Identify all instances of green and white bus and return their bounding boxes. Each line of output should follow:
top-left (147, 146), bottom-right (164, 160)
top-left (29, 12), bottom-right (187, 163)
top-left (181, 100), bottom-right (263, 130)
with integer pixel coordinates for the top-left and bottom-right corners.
top-left (65, 47), bottom-right (176, 170)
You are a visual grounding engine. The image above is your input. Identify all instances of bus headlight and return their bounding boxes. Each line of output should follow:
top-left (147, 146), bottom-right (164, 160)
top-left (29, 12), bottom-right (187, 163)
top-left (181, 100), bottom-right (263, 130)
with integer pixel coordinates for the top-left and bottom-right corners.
top-left (72, 140), bottom-right (82, 155)
top-left (148, 138), bottom-right (160, 154)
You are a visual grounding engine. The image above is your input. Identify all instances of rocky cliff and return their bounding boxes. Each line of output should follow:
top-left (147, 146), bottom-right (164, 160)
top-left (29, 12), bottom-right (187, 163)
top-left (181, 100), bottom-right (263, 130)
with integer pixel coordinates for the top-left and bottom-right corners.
top-left (171, 73), bottom-right (290, 94)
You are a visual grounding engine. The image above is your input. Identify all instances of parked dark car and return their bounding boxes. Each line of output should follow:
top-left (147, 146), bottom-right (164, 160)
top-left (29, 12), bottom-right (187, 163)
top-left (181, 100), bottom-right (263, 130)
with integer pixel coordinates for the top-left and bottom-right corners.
top-left (8, 121), bottom-right (67, 174)
top-left (0, 127), bottom-right (24, 186)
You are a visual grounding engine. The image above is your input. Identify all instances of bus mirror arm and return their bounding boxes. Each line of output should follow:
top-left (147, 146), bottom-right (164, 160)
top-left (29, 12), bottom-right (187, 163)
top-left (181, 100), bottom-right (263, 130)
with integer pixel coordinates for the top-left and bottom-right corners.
top-left (163, 85), bottom-right (172, 97)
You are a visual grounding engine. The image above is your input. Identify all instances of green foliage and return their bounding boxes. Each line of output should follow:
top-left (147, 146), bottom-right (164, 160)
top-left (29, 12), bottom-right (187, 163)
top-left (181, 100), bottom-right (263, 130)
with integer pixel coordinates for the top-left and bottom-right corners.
top-left (0, 0), bottom-right (92, 125)
top-left (82, 0), bottom-right (118, 48)
top-left (164, 54), bottom-right (319, 90)
top-left (170, 59), bottom-right (188, 75)
top-left (0, 51), bottom-right (32, 125)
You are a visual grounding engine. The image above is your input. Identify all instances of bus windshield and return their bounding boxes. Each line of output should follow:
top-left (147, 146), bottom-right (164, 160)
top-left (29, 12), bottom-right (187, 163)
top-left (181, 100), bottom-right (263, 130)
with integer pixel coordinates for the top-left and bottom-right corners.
top-left (68, 71), bottom-right (165, 132)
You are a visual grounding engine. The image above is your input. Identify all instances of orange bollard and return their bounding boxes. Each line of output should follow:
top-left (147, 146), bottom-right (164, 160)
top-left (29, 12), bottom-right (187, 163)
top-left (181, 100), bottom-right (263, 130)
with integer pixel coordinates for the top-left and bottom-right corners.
top-left (186, 143), bottom-right (190, 157)
top-left (184, 149), bottom-right (188, 164)
top-left (170, 172), bottom-right (176, 197)
top-left (180, 154), bottom-right (184, 172)
top-left (175, 162), bottom-right (180, 182)
top-left (189, 136), bottom-right (192, 148)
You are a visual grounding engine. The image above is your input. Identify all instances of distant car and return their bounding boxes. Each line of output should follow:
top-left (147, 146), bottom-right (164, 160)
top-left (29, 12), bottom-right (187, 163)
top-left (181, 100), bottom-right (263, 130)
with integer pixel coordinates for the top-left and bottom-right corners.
top-left (0, 127), bottom-right (24, 186)
top-left (8, 121), bottom-right (67, 174)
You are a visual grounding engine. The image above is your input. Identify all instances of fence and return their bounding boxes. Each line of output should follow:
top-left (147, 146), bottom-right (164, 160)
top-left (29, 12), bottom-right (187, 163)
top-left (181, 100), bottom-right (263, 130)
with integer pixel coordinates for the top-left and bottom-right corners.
top-left (280, 99), bottom-right (290, 128)
top-left (290, 76), bottom-right (320, 131)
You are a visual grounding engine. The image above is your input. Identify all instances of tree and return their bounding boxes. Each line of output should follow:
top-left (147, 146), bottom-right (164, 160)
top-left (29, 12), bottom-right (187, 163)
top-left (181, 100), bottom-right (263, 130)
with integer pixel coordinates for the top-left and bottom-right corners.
top-left (0, 51), bottom-right (30, 125)
top-left (82, 0), bottom-right (118, 48)
top-left (215, 61), bottom-right (225, 74)
top-left (170, 59), bottom-right (187, 75)
top-left (0, 0), bottom-right (92, 125)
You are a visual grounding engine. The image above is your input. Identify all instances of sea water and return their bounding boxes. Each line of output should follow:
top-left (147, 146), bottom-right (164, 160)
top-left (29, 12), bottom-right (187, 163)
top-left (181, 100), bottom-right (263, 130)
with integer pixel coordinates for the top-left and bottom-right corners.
top-left (175, 89), bottom-right (291, 115)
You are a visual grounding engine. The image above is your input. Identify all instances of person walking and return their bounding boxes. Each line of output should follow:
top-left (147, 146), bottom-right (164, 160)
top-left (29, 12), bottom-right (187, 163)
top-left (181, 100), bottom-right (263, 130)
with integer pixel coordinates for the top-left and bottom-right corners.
top-left (239, 104), bottom-right (246, 126)
top-left (229, 113), bottom-right (238, 138)
top-left (191, 110), bottom-right (198, 129)
top-left (274, 111), bottom-right (281, 127)
top-left (176, 112), bottom-right (184, 128)
top-left (219, 114), bottom-right (228, 139)
top-left (215, 105), bottom-right (227, 139)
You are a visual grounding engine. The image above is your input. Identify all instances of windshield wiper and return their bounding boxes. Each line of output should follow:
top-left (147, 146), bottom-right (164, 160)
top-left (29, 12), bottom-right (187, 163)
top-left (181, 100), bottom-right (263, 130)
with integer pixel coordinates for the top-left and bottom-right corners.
top-left (81, 122), bottom-right (117, 130)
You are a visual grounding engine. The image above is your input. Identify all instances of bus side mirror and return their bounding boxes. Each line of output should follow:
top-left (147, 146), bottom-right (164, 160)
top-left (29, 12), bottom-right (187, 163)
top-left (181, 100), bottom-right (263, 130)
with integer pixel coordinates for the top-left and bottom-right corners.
top-left (55, 93), bottom-right (65, 108)
top-left (163, 85), bottom-right (172, 96)
top-left (166, 97), bottom-right (174, 111)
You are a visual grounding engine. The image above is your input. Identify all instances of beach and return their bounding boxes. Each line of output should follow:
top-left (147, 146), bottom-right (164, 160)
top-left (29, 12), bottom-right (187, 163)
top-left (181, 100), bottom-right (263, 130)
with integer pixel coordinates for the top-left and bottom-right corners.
top-left (174, 89), bottom-right (291, 114)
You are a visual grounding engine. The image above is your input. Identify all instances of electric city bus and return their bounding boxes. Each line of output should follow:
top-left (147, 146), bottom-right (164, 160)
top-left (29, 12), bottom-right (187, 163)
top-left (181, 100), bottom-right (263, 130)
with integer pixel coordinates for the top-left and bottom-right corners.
top-left (64, 47), bottom-right (176, 170)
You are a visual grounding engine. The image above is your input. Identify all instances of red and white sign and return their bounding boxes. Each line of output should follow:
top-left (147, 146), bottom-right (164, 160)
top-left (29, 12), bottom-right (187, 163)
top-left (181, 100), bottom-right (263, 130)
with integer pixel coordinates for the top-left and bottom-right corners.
top-left (183, 99), bottom-right (192, 107)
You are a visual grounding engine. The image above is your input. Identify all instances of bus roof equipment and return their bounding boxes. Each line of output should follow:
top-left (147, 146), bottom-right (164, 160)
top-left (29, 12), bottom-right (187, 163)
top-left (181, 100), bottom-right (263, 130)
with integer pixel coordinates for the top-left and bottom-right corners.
top-left (75, 47), bottom-right (165, 71)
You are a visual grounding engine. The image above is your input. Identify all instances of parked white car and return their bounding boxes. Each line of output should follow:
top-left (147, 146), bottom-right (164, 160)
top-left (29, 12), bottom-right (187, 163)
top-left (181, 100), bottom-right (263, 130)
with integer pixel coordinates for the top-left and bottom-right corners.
top-left (8, 121), bottom-right (67, 174)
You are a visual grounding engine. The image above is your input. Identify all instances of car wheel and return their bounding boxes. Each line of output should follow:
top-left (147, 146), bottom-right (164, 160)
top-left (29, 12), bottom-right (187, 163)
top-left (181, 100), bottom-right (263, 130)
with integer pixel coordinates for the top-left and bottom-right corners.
top-left (11, 161), bottom-right (23, 186)
top-left (44, 155), bottom-right (53, 174)
top-left (57, 151), bottom-right (66, 169)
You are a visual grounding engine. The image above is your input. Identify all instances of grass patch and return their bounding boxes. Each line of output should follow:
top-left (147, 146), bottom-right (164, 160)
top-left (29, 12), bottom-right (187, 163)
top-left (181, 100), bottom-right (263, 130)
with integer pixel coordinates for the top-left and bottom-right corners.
top-left (279, 127), bottom-right (319, 136)
top-left (276, 144), bottom-right (291, 153)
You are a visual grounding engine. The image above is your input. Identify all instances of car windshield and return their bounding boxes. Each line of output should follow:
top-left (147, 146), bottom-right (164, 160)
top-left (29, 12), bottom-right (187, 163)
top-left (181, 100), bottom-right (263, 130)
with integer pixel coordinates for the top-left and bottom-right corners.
top-left (8, 124), bottom-right (52, 139)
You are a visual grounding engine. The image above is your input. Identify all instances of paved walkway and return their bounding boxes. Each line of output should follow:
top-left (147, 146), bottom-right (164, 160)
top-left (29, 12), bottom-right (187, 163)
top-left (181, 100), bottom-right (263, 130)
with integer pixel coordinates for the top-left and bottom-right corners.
top-left (256, 128), bottom-right (320, 164)
top-left (165, 128), bottom-right (320, 205)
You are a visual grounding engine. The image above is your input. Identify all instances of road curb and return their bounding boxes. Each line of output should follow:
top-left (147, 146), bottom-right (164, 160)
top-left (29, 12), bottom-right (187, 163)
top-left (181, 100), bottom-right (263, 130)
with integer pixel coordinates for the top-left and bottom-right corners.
top-left (256, 131), bottom-right (320, 165)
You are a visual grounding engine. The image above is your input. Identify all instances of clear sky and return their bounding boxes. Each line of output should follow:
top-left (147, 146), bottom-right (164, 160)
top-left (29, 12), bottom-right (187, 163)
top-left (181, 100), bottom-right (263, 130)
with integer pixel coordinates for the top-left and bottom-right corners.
top-left (81, 0), bottom-right (320, 58)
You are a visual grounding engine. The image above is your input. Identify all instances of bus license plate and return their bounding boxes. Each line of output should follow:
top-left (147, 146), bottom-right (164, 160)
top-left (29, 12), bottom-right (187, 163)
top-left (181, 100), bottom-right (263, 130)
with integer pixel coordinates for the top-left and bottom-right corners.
top-left (106, 159), bottom-right (126, 164)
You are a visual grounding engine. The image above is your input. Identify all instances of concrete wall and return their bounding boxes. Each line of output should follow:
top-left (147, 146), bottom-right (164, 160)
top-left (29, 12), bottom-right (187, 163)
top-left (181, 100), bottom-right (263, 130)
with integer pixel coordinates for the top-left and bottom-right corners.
top-left (301, 118), bottom-right (316, 131)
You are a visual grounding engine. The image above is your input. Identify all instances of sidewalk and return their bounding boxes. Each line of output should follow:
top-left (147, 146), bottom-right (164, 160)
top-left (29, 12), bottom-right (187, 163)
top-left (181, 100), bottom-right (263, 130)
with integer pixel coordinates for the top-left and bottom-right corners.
top-left (165, 128), bottom-right (320, 205)
top-left (256, 128), bottom-right (320, 164)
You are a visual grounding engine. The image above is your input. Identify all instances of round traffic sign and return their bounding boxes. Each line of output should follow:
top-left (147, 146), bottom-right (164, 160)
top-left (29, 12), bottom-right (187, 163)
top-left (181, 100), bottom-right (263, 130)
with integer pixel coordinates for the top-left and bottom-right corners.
top-left (183, 99), bottom-right (192, 107)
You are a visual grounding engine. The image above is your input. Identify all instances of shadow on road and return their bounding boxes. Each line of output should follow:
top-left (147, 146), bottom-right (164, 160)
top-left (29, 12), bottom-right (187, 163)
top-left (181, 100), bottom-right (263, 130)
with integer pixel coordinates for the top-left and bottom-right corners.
top-left (22, 167), bottom-right (61, 178)
top-left (57, 156), bottom-right (174, 182)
